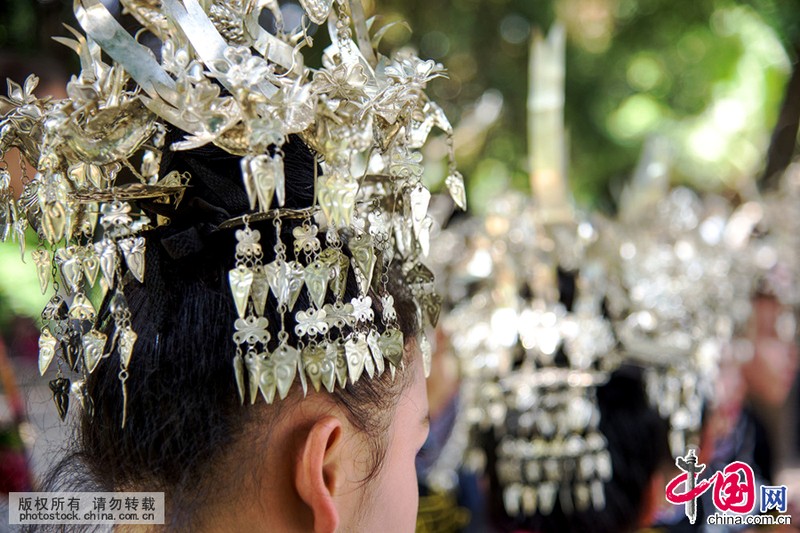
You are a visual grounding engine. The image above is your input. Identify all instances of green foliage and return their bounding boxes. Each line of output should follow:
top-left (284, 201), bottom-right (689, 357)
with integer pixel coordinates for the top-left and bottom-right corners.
top-left (378, 0), bottom-right (796, 210)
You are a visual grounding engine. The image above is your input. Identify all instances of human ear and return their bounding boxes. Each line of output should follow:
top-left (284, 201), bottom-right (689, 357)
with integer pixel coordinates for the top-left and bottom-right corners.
top-left (295, 416), bottom-right (343, 533)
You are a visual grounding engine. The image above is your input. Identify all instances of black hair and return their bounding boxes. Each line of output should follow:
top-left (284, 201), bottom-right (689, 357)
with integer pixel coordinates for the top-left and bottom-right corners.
top-left (34, 134), bottom-right (421, 531)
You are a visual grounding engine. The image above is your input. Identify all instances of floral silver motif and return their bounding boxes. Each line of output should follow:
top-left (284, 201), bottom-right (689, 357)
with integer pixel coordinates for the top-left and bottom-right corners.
top-left (233, 316), bottom-right (271, 346)
top-left (295, 308), bottom-right (329, 337)
top-left (235, 227), bottom-right (262, 257)
top-left (350, 295), bottom-right (374, 323)
top-left (293, 223), bottom-right (321, 255)
top-left (298, 0), bottom-right (334, 25)
top-left (323, 301), bottom-right (355, 329)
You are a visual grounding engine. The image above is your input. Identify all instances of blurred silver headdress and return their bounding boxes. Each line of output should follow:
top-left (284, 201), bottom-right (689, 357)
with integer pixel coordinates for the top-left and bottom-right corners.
top-left (605, 140), bottom-right (757, 455)
top-left (0, 0), bottom-right (464, 422)
top-left (427, 26), bottom-right (621, 517)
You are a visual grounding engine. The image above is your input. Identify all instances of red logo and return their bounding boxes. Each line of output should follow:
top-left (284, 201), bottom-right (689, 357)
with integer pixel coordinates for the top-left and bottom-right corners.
top-left (666, 453), bottom-right (756, 518)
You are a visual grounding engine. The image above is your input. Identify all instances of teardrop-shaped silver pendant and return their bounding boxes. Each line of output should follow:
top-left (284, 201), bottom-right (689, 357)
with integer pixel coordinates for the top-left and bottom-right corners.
top-left (228, 265), bottom-right (254, 319)
top-left (82, 329), bottom-right (107, 374)
top-left (38, 327), bottom-right (57, 376)
top-left (345, 334), bottom-right (369, 384)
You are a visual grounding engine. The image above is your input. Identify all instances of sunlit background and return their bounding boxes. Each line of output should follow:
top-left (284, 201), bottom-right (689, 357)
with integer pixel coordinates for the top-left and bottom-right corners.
top-left (372, 0), bottom-right (797, 208)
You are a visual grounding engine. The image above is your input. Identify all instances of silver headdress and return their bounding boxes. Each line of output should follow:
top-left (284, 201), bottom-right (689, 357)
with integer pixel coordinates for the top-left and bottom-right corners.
top-left (442, 198), bottom-right (620, 517)
top-left (426, 26), bottom-right (621, 517)
top-left (0, 0), bottom-right (464, 422)
top-left (606, 141), bottom-right (756, 455)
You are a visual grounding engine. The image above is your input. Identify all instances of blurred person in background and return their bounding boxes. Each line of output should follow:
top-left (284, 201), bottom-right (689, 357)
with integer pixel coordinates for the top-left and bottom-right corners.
top-left (486, 365), bottom-right (671, 533)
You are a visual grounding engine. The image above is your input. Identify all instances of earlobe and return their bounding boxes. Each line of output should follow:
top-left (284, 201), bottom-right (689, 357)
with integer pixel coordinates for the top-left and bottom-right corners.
top-left (295, 416), bottom-right (343, 533)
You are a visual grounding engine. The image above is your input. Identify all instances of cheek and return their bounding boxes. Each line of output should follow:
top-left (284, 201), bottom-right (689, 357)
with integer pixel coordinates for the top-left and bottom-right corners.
top-left (361, 433), bottom-right (420, 533)
top-left (375, 451), bottom-right (420, 532)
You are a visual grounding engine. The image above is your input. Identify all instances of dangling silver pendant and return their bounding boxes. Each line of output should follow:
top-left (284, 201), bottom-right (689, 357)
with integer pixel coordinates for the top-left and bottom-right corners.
top-left (95, 239), bottom-right (118, 288)
top-left (259, 356), bottom-right (278, 404)
top-left (250, 265), bottom-right (270, 317)
top-left (445, 170), bottom-right (467, 210)
top-left (50, 377), bottom-right (71, 421)
top-left (363, 348), bottom-right (375, 379)
top-left (345, 334), bottom-right (369, 384)
top-left (42, 295), bottom-right (68, 321)
top-left (264, 260), bottom-right (305, 310)
top-left (367, 329), bottom-right (385, 376)
top-left (118, 236), bottom-right (146, 283)
top-left (69, 293), bottom-right (96, 321)
top-left (82, 329), bottom-right (107, 374)
top-left (378, 327), bottom-right (404, 368)
top-left (419, 331), bottom-right (432, 378)
top-left (60, 328), bottom-right (83, 371)
top-left (71, 379), bottom-right (94, 418)
top-left (317, 173), bottom-right (358, 228)
top-left (13, 217), bottom-right (27, 260)
top-left (233, 353), bottom-right (246, 404)
top-left (245, 353), bottom-right (262, 405)
top-left (272, 343), bottom-right (301, 400)
top-left (57, 246), bottom-right (83, 294)
top-left (330, 340), bottom-right (348, 390)
top-left (41, 200), bottom-right (67, 245)
top-left (302, 344), bottom-right (328, 393)
top-left (82, 246), bottom-right (101, 286)
top-left (228, 265), bottom-right (254, 319)
top-left (348, 233), bottom-right (376, 294)
top-left (319, 248), bottom-right (349, 300)
top-left (304, 260), bottom-right (331, 309)
top-left (253, 156), bottom-right (277, 212)
top-left (409, 183), bottom-right (431, 239)
top-left (32, 249), bottom-right (51, 295)
top-left (118, 326), bottom-right (137, 368)
top-left (38, 327), bottom-right (57, 376)
top-left (417, 216), bottom-right (432, 257)
top-left (273, 154), bottom-right (285, 207)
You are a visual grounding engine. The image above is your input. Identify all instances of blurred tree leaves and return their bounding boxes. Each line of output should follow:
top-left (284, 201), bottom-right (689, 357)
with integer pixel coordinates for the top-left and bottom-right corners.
top-left (0, 0), bottom-right (75, 61)
top-left (377, 0), bottom-right (798, 210)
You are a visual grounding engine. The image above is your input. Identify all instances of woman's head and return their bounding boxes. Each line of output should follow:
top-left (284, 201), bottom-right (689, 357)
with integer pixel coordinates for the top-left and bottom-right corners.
top-left (487, 367), bottom-right (670, 533)
top-left (44, 135), bottom-right (430, 532)
top-left (2, 0), bottom-right (459, 528)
